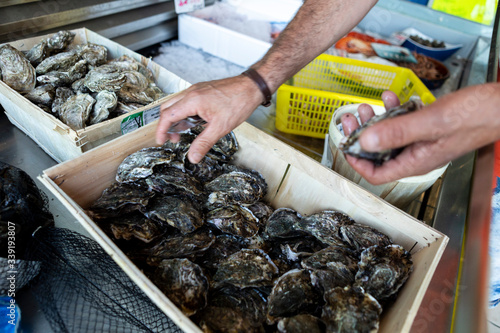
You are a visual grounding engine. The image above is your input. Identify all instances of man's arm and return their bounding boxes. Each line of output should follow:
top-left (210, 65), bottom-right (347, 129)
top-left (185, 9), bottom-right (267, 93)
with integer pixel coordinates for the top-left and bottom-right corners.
top-left (156, 0), bottom-right (378, 163)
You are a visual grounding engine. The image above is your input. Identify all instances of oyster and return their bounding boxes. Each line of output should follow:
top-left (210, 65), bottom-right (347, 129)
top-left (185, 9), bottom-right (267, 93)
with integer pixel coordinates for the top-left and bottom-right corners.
top-left (339, 97), bottom-right (424, 165)
top-left (213, 249), bottom-right (279, 288)
top-left (196, 286), bottom-right (268, 333)
top-left (24, 84), bottom-right (55, 106)
top-left (108, 55), bottom-right (155, 82)
top-left (58, 92), bottom-right (95, 130)
top-left (265, 208), bottom-right (305, 238)
top-left (144, 227), bottom-right (215, 263)
top-left (267, 236), bottom-right (325, 273)
top-left (206, 204), bottom-right (260, 238)
top-left (36, 59), bottom-right (88, 87)
top-left (89, 90), bottom-right (117, 125)
top-left (87, 181), bottom-right (153, 219)
top-left (247, 201), bottom-right (274, 224)
top-left (195, 234), bottom-right (246, 276)
top-left (185, 155), bottom-right (224, 183)
top-left (322, 286), bottom-right (382, 333)
top-left (71, 78), bottom-right (90, 93)
top-left (267, 269), bottom-right (323, 320)
top-left (52, 87), bottom-right (75, 117)
top-left (101, 212), bottom-right (164, 243)
top-left (151, 258), bottom-right (208, 316)
top-left (141, 195), bottom-right (204, 234)
top-left (191, 127), bottom-right (239, 162)
top-left (277, 314), bottom-right (324, 333)
top-left (299, 210), bottom-right (354, 247)
top-left (354, 244), bottom-right (413, 303)
top-left (339, 222), bottom-right (392, 252)
top-left (35, 50), bottom-right (80, 75)
top-left (116, 147), bottom-right (176, 183)
top-left (121, 70), bottom-right (149, 90)
top-left (25, 40), bottom-right (49, 66)
top-left (46, 30), bottom-right (75, 52)
top-left (117, 84), bottom-right (157, 105)
top-left (0, 44), bottom-right (36, 93)
top-left (205, 165), bottom-right (267, 209)
top-left (145, 167), bottom-right (203, 197)
top-left (76, 43), bottom-right (107, 67)
top-left (113, 101), bottom-right (142, 115)
top-left (83, 65), bottom-right (127, 92)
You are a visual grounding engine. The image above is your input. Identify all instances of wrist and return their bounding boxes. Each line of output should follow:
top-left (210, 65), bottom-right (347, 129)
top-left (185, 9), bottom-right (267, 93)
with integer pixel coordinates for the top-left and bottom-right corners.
top-left (242, 68), bottom-right (272, 107)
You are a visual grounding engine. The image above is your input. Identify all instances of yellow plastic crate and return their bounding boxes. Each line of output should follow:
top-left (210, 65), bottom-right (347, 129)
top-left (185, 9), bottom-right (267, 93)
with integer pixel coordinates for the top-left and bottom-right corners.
top-left (275, 54), bottom-right (436, 139)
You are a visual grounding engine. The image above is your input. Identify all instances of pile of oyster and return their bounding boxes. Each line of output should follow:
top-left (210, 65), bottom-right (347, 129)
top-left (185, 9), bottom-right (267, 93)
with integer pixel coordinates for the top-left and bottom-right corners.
top-left (88, 127), bottom-right (413, 333)
top-left (0, 30), bottom-right (167, 130)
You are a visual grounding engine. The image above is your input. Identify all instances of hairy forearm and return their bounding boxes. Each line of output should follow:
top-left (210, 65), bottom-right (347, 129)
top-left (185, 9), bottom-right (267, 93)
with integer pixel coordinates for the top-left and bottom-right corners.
top-left (252, 0), bottom-right (378, 92)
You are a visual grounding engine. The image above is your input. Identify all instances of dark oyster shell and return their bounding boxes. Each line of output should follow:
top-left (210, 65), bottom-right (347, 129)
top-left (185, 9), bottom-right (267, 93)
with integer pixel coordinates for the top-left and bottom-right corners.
top-left (36, 50), bottom-right (80, 75)
top-left (265, 208), bottom-right (304, 238)
top-left (267, 236), bottom-right (325, 273)
top-left (195, 234), bottom-right (246, 276)
top-left (213, 249), bottom-right (279, 288)
top-left (339, 222), bottom-right (392, 252)
top-left (24, 84), bottom-right (55, 106)
top-left (339, 98), bottom-right (424, 165)
top-left (0, 44), bottom-right (36, 93)
top-left (206, 205), bottom-right (260, 238)
top-left (141, 194), bottom-right (204, 234)
top-left (151, 258), bottom-right (208, 316)
top-left (205, 165), bottom-right (267, 209)
top-left (277, 314), bottom-right (324, 333)
top-left (145, 167), bottom-right (203, 197)
top-left (354, 244), bottom-right (413, 303)
top-left (144, 227), bottom-right (215, 263)
top-left (246, 201), bottom-right (274, 225)
top-left (89, 90), bottom-right (117, 125)
top-left (185, 155), bottom-right (224, 183)
top-left (300, 210), bottom-right (353, 246)
top-left (100, 212), bottom-right (164, 243)
top-left (87, 181), bottom-right (153, 219)
top-left (267, 269), bottom-right (323, 320)
top-left (196, 286), bottom-right (268, 333)
top-left (116, 147), bottom-right (176, 183)
top-left (58, 92), bottom-right (95, 130)
top-left (321, 286), bottom-right (382, 333)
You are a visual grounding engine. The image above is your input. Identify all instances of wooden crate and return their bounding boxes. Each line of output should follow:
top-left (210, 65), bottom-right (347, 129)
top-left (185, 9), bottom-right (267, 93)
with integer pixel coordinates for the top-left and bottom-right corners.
top-left (0, 28), bottom-right (190, 163)
top-left (39, 121), bottom-right (448, 333)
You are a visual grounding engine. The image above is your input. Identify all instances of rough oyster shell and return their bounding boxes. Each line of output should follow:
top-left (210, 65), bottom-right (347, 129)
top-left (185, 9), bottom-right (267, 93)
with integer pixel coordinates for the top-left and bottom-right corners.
top-left (52, 87), bottom-right (75, 117)
top-left (83, 64), bottom-right (127, 92)
top-left (339, 97), bottom-right (424, 165)
top-left (265, 208), bottom-right (305, 238)
top-left (46, 30), bottom-right (75, 52)
top-left (0, 44), bottom-right (36, 93)
top-left (213, 248), bottom-right (279, 288)
top-left (89, 90), bottom-right (117, 125)
top-left (36, 59), bottom-right (88, 87)
top-left (117, 84), bottom-right (156, 105)
top-left (206, 204), bottom-right (260, 238)
top-left (151, 258), bottom-right (208, 316)
top-left (145, 166), bottom-right (203, 197)
top-left (24, 84), bottom-right (55, 106)
top-left (205, 165), bottom-right (267, 209)
top-left (88, 181), bottom-right (153, 219)
top-left (321, 286), bottom-right (382, 333)
top-left (195, 234), bottom-right (246, 276)
top-left (144, 227), bottom-right (215, 263)
top-left (108, 55), bottom-right (155, 82)
top-left (267, 269), bottom-right (323, 320)
top-left (277, 314), bottom-right (324, 333)
top-left (339, 222), bottom-right (392, 252)
top-left (75, 43), bottom-right (107, 67)
top-left (354, 244), bottom-right (413, 303)
top-left (196, 286), bottom-right (268, 333)
top-left (101, 212), bottom-right (164, 243)
top-left (300, 210), bottom-right (354, 246)
top-left (25, 40), bottom-right (49, 67)
top-left (141, 195), bottom-right (204, 234)
top-left (71, 78), bottom-right (90, 93)
top-left (35, 50), bottom-right (80, 75)
top-left (59, 92), bottom-right (95, 130)
top-left (116, 147), bottom-right (176, 183)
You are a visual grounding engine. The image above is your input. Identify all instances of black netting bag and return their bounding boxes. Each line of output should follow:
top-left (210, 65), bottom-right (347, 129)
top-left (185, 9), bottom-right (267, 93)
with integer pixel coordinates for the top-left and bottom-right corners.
top-left (26, 227), bottom-right (181, 333)
top-left (0, 161), bottom-right (54, 294)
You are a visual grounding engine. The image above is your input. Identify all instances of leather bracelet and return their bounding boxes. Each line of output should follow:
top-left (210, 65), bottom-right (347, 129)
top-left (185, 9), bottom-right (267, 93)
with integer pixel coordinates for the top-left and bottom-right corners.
top-left (242, 68), bottom-right (272, 107)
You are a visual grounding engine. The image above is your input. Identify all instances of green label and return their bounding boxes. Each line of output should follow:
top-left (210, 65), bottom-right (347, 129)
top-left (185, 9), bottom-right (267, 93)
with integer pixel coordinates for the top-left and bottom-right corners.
top-left (121, 112), bottom-right (143, 134)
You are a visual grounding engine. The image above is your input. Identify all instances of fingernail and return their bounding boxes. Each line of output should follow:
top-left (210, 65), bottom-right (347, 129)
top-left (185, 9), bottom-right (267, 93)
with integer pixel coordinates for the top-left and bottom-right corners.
top-left (189, 152), bottom-right (202, 164)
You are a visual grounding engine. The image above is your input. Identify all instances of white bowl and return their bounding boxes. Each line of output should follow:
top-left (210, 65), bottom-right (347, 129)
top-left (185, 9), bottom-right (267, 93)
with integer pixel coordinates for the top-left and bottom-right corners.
top-left (327, 103), bottom-right (448, 208)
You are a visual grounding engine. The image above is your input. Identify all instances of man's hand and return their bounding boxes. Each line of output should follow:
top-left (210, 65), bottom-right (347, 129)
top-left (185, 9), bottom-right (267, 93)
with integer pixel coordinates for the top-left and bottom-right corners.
top-left (155, 74), bottom-right (263, 164)
top-left (340, 84), bottom-right (500, 185)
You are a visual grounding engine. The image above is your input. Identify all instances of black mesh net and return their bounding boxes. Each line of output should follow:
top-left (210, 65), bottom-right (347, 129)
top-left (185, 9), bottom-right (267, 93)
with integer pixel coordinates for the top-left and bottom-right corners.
top-left (26, 227), bottom-right (182, 333)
